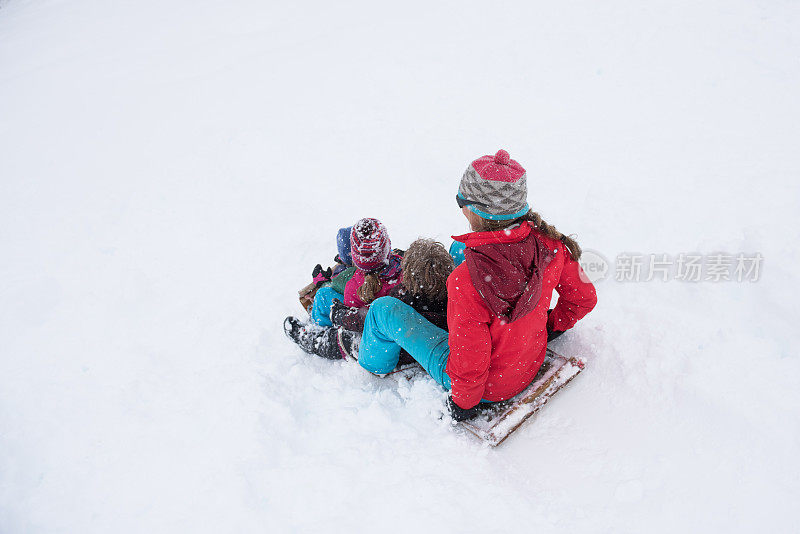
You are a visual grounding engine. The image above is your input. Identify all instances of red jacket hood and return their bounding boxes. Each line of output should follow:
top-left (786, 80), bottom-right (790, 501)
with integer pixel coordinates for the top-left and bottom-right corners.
top-left (452, 222), bottom-right (554, 323)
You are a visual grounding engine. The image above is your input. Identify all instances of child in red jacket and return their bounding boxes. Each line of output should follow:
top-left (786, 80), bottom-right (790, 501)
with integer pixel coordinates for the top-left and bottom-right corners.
top-left (358, 149), bottom-right (597, 421)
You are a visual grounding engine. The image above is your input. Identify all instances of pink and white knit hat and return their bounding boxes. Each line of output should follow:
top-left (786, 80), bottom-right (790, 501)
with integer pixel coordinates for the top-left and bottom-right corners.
top-left (350, 218), bottom-right (391, 271)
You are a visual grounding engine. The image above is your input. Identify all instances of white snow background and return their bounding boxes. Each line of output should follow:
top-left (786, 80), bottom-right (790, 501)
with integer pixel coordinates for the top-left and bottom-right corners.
top-left (1, 0), bottom-right (799, 532)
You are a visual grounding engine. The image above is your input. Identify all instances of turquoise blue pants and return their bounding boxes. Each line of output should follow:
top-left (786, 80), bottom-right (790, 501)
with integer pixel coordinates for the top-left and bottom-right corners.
top-left (359, 296), bottom-right (452, 389)
top-left (311, 286), bottom-right (344, 327)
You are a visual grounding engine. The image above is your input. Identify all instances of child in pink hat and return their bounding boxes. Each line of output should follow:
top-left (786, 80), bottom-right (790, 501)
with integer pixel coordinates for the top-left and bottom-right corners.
top-left (343, 218), bottom-right (402, 308)
top-left (284, 217), bottom-right (403, 359)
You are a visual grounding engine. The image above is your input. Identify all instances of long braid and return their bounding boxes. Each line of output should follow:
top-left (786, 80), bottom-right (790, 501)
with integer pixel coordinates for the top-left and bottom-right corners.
top-left (357, 272), bottom-right (382, 304)
top-left (474, 210), bottom-right (582, 261)
top-left (525, 212), bottom-right (582, 261)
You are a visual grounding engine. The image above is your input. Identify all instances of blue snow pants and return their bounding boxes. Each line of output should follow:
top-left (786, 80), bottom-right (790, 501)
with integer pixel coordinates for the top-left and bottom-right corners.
top-left (359, 296), bottom-right (452, 389)
top-left (311, 286), bottom-right (344, 327)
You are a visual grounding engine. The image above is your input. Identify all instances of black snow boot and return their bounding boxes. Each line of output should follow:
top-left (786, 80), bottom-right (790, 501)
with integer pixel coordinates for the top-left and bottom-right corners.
top-left (283, 317), bottom-right (343, 360)
top-left (283, 316), bottom-right (316, 352)
top-left (336, 328), bottom-right (360, 361)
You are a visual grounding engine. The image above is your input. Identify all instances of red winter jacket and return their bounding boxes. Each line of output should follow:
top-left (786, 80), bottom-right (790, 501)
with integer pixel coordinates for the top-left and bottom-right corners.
top-left (446, 221), bottom-right (597, 409)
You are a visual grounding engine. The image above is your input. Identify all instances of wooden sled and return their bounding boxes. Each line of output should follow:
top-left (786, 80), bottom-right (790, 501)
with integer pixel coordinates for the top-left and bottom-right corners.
top-left (459, 349), bottom-right (586, 447)
top-left (298, 281), bottom-right (318, 313)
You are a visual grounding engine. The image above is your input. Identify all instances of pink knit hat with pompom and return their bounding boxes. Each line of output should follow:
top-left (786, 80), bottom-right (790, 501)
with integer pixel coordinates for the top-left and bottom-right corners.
top-left (350, 218), bottom-right (391, 271)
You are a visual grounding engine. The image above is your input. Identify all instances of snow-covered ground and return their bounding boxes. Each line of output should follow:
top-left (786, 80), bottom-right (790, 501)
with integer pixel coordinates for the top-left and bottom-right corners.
top-left (2, 0), bottom-right (799, 532)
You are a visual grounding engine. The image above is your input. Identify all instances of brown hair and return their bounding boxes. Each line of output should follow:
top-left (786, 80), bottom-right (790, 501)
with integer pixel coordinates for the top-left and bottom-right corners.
top-left (401, 239), bottom-right (455, 301)
top-left (472, 210), bottom-right (582, 261)
top-left (357, 272), bottom-right (383, 304)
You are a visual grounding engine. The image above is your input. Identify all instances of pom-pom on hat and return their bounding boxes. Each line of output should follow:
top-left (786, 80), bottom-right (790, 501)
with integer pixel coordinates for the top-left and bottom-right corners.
top-left (456, 149), bottom-right (529, 220)
top-left (350, 218), bottom-right (391, 271)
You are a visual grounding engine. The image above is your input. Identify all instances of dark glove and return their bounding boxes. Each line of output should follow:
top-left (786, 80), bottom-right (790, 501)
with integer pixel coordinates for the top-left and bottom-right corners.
top-left (546, 308), bottom-right (565, 342)
top-left (312, 264), bottom-right (333, 287)
top-left (447, 397), bottom-right (479, 422)
top-left (330, 298), bottom-right (351, 327)
top-left (547, 329), bottom-right (565, 342)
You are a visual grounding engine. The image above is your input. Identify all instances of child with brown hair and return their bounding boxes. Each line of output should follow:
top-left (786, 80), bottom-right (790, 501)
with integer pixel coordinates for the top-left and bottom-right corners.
top-left (283, 238), bottom-right (454, 361)
top-left (331, 238), bottom-right (453, 334)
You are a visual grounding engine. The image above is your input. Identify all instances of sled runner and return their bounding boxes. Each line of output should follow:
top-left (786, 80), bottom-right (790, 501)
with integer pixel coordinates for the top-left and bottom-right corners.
top-left (380, 361), bottom-right (420, 378)
top-left (459, 349), bottom-right (586, 447)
